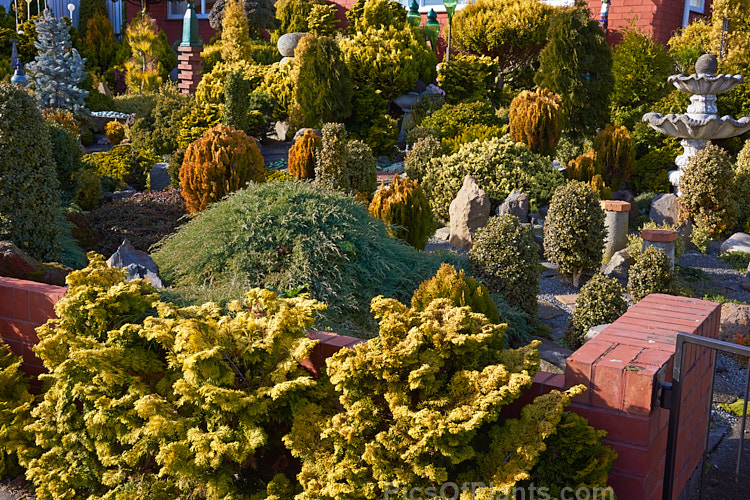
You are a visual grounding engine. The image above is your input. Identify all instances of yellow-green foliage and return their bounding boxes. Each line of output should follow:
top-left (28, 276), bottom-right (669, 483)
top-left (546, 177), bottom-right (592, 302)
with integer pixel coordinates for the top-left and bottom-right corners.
top-left (509, 87), bottom-right (563, 157)
top-left (285, 292), bottom-right (590, 498)
top-left (196, 60), bottom-right (267, 106)
top-left (20, 254), bottom-right (325, 500)
top-left (678, 143), bottom-right (737, 252)
top-left (628, 245), bottom-right (674, 302)
top-left (543, 182), bottom-right (606, 288)
top-left (404, 134), bottom-right (443, 183)
top-left (0, 341), bottom-right (34, 480)
top-left (340, 25), bottom-right (436, 101)
top-left (220, 0), bottom-right (252, 65)
top-left (525, 411), bottom-right (618, 498)
top-left (411, 262), bottom-right (500, 323)
top-left (441, 123), bottom-right (507, 155)
top-left (632, 144), bottom-right (680, 194)
top-left (82, 144), bottom-right (160, 191)
top-left (567, 148), bottom-right (600, 182)
top-left (180, 124), bottom-right (266, 213)
top-left (73, 168), bottom-right (102, 210)
top-left (734, 139), bottom-right (750, 231)
top-left (176, 102), bottom-right (223, 150)
top-left (104, 120), bottom-right (125, 145)
top-left (470, 214), bottom-right (541, 315)
top-left (437, 53), bottom-right (498, 104)
top-left (452, 0), bottom-right (552, 82)
top-left (315, 122), bottom-right (377, 196)
top-left (308, 3), bottom-right (340, 35)
top-left (565, 273), bottom-right (626, 349)
top-left (346, 0), bottom-right (407, 33)
top-left (288, 129), bottom-right (322, 180)
top-left (593, 124), bottom-right (635, 191)
top-left (369, 175), bottom-right (434, 250)
top-left (274, 0), bottom-right (325, 35)
top-left (591, 174), bottom-right (613, 200)
top-left (261, 61), bottom-right (296, 123)
top-left (124, 12), bottom-right (163, 93)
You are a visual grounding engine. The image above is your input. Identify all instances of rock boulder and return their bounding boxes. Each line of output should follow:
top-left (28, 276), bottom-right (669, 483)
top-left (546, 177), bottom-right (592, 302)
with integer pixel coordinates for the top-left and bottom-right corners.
top-left (720, 232), bottom-right (750, 254)
top-left (497, 189), bottom-right (530, 222)
top-left (719, 302), bottom-right (750, 342)
top-left (449, 175), bottom-right (490, 250)
top-left (107, 239), bottom-right (164, 288)
top-left (649, 193), bottom-right (679, 226)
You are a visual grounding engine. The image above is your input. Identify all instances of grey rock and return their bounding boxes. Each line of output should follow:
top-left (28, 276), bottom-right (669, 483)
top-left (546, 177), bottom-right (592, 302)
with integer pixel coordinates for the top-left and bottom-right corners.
top-left (532, 337), bottom-right (572, 374)
top-left (720, 232), bottom-right (750, 254)
top-left (602, 248), bottom-right (633, 281)
top-left (277, 32), bottom-right (309, 57)
top-left (449, 176), bottom-right (490, 250)
top-left (613, 189), bottom-right (639, 221)
top-left (102, 189), bottom-right (137, 204)
top-left (649, 193), bottom-right (679, 226)
top-left (97, 81), bottom-right (112, 97)
top-left (273, 121), bottom-right (289, 141)
top-left (742, 277), bottom-right (750, 292)
top-left (497, 189), bottom-right (530, 223)
top-left (718, 302), bottom-right (750, 342)
top-left (433, 226), bottom-right (450, 241)
top-left (585, 324), bottom-right (610, 342)
top-left (293, 127), bottom-right (322, 141)
top-left (149, 162), bottom-right (170, 191)
top-left (107, 239), bottom-right (164, 288)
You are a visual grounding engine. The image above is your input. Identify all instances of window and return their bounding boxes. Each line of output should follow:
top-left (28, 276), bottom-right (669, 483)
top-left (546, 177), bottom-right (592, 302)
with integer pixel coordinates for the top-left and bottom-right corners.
top-left (397, 0), bottom-right (470, 14)
top-left (689, 0), bottom-right (705, 13)
top-left (168, 0), bottom-right (216, 19)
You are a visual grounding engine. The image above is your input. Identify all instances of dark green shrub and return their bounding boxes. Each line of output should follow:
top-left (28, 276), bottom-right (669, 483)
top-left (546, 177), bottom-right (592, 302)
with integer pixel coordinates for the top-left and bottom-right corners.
top-left (340, 25), bottom-right (436, 101)
top-left (0, 340), bottom-right (33, 480)
top-left (345, 83), bottom-right (399, 156)
top-left (404, 134), bottom-right (444, 183)
top-left (565, 273), bottom-right (627, 349)
top-left (594, 124), bottom-right (635, 191)
top-left (47, 122), bottom-right (83, 196)
top-left (77, 0), bottom-right (107, 39)
top-left (410, 262), bottom-right (500, 322)
top-left (422, 136), bottom-right (564, 220)
top-left (369, 175), bottom-right (434, 250)
top-left (437, 53), bottom-right (497, 104)
top-left (180, 124), bottom-right (266, 213)
top-left (632, 144), bottom-right (679, 194)
top-left (208, 0), bottom-right (279, 37)
top-left (82, 144), bottom-right (160, 192)
top-left (345, 139), bottom-right (377, 197)
top-left (421, 100), bottom-right (501, 139)
top-left (127, 83), bottom-right (192, 156)
top-left (81, 12), bottom-right (117, 74)
top-left (526, 410), bottom-right (618, 497)
top-left (286, 293), bottom-right (605, 498)
top-left (222, 69), bottom-right (260, 137)
top-left (74, 168), bottom-right (102, 210)
top-left (84, 188), bottom-right (187, 256)
top-left (346, 0), bottom-right (407, 33)
top-left (543, 181), bottom-right (606, 288)
top-left (470, 214), bottom-right (541, 315)
top-left (610, 24), bottom-right (674, 130)
top-left (152, 181), bottom-right (468, 337)
top-left (509, 87), bottom-right (564, 157)
top-left (678, 143), bottom-right (737, 252)
top-left (291, 35), bottom-right (352, 128)
top-left (113, 92), bottom-right (158, 117)
top-left (0, 83), bottom-right (61, 261)
top-left (628, 245), bottom-right (674, 302)
top-left (20, 255), bottom-right (319, 499)
top-left (534, 5), bottom-right (613, 139)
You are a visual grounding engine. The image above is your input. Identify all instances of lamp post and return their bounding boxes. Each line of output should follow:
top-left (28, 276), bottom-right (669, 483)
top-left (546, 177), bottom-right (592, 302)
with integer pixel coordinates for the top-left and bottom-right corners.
top-left (600, 0), bottom-right (610, 32)
top-left (424, 8), bottom-right (440, 54)
top-left (442, 0), bottom-right (457, 63)
top-left (25, 0), bottom-right (31, 22)
top-left (406, 0), bottom-right (421, 28)
top-left (67, 2), bottom-right (75, 25)
top-left (11, 57), bottom-right (28, 86)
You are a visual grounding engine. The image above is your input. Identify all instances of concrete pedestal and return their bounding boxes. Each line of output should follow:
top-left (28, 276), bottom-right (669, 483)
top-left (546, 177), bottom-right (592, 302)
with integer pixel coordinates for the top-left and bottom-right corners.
top-left (641, 228), bottom-right (678, 270)
top-left (601, 200), bottom-right (631, 262)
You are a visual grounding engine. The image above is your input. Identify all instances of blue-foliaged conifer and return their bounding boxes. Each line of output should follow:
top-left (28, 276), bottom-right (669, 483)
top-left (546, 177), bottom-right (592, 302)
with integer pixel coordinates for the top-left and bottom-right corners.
top-left (27, 9), bottom-right (88, 112)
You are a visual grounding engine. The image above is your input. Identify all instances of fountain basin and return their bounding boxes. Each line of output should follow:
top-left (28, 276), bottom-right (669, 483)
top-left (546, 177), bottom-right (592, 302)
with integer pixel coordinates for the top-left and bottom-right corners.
top-left (642, 112), bottom-right (750, 139)
top-left (669, 74), bottom-right (744, 95)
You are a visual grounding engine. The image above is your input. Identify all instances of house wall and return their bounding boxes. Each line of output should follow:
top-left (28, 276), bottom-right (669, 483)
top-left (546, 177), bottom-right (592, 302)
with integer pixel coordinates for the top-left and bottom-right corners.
top-left (126, 1), bottom-right (216, 48)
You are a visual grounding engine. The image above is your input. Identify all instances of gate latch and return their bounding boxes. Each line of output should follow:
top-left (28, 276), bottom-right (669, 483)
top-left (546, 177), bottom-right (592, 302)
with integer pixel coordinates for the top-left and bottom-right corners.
top-left (658, 381), bottom-right (673, 410)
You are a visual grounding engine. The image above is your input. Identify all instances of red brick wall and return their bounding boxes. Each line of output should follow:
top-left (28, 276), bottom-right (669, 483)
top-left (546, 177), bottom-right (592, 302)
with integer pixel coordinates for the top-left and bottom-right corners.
top-left (0, 277), bottom-right (65, 378)
top-left (126, 2), bottom-right (217, 48)
top-left (565, 294), bottom-right (720, 500)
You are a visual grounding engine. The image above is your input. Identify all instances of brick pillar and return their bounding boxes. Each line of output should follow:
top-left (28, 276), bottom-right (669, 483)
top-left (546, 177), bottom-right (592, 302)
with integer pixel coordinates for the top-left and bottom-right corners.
top-left (177, 46), bottom-right (203, 95)
top-left (564, 294), bottom-right (721, 500)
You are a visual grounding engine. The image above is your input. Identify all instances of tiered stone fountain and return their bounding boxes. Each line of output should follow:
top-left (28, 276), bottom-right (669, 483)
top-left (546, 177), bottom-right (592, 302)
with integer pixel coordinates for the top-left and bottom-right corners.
top-left (642, 54), bottom-right (750, 195)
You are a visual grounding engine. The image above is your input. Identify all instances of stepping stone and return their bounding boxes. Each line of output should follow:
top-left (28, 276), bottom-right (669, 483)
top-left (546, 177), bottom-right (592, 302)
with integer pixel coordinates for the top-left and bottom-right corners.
top-left (555, 294), bottom-right (580, 306)
top-left (536, 301), bottom-right (563, 320)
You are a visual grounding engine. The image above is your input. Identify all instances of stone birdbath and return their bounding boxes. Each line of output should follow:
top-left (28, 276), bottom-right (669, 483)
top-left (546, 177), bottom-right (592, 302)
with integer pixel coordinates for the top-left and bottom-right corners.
top-left (642, 54), bottom-right (750, 195)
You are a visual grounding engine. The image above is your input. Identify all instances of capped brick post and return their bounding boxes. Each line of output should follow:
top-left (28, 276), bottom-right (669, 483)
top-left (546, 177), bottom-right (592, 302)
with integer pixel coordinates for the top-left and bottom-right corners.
top-left (177, 1), bottom-right (202, 95)
top-left (601, 200), bottom-right (631, 261)
top-left (641, 228), bottom-right (678, 270)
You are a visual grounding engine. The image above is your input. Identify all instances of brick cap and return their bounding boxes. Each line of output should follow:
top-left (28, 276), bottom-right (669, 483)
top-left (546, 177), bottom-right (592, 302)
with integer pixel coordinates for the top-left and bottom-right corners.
top-left (600, 200), bottom-right (632, 212)
top-left (177, 45), bottom-right (203, 53)
top-left (641, 228), bottom-right (677, 242)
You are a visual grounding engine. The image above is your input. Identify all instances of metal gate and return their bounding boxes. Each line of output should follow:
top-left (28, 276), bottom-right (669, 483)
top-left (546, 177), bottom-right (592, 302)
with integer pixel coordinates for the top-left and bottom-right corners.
top-left (662, 332), bottom-right (750, 500)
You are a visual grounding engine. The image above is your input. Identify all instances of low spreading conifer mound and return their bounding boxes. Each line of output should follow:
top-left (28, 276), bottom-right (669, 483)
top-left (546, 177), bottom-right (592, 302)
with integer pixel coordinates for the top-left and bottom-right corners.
top-left (153, 181), bottom-right (467, 337)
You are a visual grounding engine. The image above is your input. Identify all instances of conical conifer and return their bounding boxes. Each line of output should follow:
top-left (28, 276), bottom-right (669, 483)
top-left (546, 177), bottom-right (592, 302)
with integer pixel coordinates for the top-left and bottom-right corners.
top-left (26, 9), bottom-right (88, 112)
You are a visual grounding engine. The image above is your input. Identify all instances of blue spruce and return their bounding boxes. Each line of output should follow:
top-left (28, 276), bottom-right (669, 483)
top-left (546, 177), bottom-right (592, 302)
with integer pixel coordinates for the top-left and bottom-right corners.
top-left (27, 9), bottom-right (88, 112)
